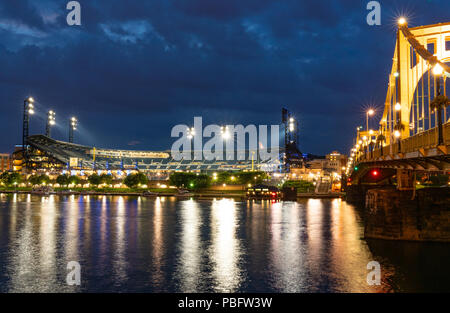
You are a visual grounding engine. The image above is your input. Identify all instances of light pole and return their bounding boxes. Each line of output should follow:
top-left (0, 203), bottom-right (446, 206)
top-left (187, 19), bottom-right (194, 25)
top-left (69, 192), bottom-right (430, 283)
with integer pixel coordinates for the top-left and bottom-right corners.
top-left (187, 127), bottom-right (195, 159)
top-left (366, 109), bottom-right (374, 131)
top-left (432, 63), bottom-right (446, 145)
top-left (46, 110), bottom-right (56, 138)
top-left (69, 117), bottom-right (78, 143)
top-left (23, 97), bottom-right (35, 170)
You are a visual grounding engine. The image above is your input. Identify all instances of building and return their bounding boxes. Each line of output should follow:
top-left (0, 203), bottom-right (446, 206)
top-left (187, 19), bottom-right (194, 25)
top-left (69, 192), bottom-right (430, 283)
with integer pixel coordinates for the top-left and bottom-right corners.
top-left (0, 153), bottom-right (12, 172)
top-left (12, 135), bottom-right (282, 179)
top-left (325, 151), bottom-right (347, 175)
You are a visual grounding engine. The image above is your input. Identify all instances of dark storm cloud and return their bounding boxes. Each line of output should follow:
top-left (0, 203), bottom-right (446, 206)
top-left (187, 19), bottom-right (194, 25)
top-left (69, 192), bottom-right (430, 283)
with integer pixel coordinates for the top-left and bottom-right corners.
top-left (0, 0), bottom-right (449, 154)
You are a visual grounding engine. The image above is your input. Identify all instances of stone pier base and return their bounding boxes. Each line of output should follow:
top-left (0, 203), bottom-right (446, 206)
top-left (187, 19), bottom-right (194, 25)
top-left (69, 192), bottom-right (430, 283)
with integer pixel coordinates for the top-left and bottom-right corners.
top-left (365, 187), bottom-right (450, 242)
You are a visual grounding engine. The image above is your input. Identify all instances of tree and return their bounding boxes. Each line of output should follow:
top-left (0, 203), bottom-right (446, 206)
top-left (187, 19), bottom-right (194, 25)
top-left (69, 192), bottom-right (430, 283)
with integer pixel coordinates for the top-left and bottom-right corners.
top-left (169, 172), bottom-right (189, 187)
top-left (236, 171), bottom-right (268, 185)
top-left (88, 173), bottom-right (102, 187)
top-left (217, 171), bottom-right (231, 183)
top-left (56, 174), bottom-right (70, 187)
top-left (39, 174), bottom-right (50, 185)
top-left (168, 172), bottom-right (210, 190)
top-left (68, 175), bottom-right (81, 186)
top-left (124, 172), bottom-right (148, 188)
top-left (1, 172), bottom-right (22, 187)
top-left (0, 172), bottom-right (8, 185)
top-left (29, 175), bottom-right (41, 186)
top-left (430, 95), bottom-right (450, 145)
top-left (100, 174), bottom-right (113, 185)
top-left (282, 180), bottom-right (314, 193)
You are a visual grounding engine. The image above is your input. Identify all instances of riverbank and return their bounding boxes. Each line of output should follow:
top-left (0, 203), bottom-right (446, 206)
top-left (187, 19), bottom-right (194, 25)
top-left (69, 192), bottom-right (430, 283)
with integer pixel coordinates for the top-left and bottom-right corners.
top-left (0, 188), bottom-right (345, 199)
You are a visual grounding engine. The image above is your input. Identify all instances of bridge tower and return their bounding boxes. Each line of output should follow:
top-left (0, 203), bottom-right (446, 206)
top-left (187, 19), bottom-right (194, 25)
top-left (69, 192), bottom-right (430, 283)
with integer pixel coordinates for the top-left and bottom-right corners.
top-left (381, 21), bottom-right (450, 146)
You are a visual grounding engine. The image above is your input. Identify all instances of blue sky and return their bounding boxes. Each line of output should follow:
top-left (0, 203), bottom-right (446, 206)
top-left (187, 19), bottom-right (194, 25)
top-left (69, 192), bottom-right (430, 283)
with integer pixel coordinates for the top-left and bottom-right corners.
top-left (1, 0), bottom-right (449, 155)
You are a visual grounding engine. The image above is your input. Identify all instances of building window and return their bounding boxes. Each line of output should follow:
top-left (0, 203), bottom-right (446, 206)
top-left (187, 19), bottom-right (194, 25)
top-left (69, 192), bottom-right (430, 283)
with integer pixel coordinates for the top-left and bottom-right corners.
top-left (446, 37), bottom-right (450, 51)
top-left (427, 39), bottom-right (436, 54)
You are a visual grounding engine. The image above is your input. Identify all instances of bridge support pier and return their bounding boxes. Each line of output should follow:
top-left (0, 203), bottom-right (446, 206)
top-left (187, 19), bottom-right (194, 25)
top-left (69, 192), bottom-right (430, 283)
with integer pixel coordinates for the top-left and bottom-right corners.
top-left (365, 187), bottom-right (450, 242)
top-left (396, 169), bottom-right (415, 190)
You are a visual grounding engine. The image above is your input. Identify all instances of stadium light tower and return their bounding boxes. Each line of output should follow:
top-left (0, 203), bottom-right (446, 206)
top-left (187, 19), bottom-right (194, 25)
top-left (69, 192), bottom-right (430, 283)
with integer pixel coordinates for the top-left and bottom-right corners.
top-left (69, 117), bottom-right (78, 143)
top-left (221, 126), bottom-right (230, 140)
top-left (22, 97), bottom-right (35, 165)
top-left (46, 110), bottom-right (56, 138)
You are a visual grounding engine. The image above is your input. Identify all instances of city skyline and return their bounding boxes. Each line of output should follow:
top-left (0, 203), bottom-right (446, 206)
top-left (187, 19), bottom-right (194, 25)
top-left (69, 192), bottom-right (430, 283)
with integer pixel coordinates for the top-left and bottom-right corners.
top-left (1, 0), bottom-right (449, 155)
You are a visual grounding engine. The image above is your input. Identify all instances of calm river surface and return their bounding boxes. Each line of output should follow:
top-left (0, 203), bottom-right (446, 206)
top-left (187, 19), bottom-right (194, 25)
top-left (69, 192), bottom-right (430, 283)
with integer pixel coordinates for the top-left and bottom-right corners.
top-left (0, 193), bottom-right (449, 293)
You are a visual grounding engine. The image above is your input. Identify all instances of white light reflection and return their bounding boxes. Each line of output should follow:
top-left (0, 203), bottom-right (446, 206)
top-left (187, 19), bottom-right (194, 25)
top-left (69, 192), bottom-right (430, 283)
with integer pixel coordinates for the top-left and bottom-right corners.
top-left (270, 201), bottom-right (305, 292)
top-left (8, 195), bottom-right (35, 291)
top-left (65, 194), bottom-right (80, 263)
top-left (152, 196), bottom-right (164, 284)
top-left (39, 194), bottom-right (57, 288)
top-left (113, 196), bottom-right (127, 282)
top-left (177, 199), bottom-right (201, 292)
top-left (210, 198), bottom-right (243, 292)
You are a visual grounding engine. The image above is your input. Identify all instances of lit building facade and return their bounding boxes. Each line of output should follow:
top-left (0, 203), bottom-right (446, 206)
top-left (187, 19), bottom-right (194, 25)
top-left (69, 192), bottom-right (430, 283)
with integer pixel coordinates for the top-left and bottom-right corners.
top-left (326, 151), bottom-right (348, 175)
top-left (0, 153), bottom-right (11, 172)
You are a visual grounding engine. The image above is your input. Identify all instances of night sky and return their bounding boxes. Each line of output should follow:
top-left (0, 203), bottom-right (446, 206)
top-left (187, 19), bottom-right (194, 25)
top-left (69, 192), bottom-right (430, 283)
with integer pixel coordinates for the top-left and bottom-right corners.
top-left (1, 0), bottom-right (449, 155)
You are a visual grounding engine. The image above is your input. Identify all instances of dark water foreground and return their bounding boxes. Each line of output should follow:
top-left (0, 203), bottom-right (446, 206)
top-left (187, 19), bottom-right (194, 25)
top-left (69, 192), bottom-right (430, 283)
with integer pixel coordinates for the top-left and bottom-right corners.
top-left (0, 193), bottom-right (449, 293)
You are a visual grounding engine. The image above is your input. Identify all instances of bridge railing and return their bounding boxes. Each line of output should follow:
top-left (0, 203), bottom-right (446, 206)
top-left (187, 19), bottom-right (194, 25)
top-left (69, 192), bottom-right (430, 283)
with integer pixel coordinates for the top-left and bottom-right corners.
top-left (359, 122), bottom-right (449, 161)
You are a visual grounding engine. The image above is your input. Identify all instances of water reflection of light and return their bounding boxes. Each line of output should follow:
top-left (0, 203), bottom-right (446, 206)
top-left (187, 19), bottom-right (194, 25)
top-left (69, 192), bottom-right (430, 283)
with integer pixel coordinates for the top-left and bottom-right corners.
top-left (100, 195), bottom-right (108, 250)
top-left (270, 201), bottom-right (304, 292)
top-left (113, 196), bottom-right (127, 282)
top-left (306, 198), bottom-right (324, 282)
top-left (328, 200), bottom-right (380, 292)
top-left (40, 194), bottom-right (57, 287)
top-left (177, 200), bottom-right (201, 292)
top-left (211, 199), bottom-right (242, 292)
top-left (9, 197), bottom-right (34, 291)
top-left (152, 196), bottom-right (164, 284)
top-left (66, 195), bottom-right (80, 262)
top-left (306, 199), bottom-right (323, 248)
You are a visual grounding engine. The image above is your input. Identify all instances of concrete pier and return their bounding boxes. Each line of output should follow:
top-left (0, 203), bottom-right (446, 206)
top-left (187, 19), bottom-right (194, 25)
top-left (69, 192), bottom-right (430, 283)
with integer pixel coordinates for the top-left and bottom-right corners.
top-left (364, 187), bottom-right (450, 242)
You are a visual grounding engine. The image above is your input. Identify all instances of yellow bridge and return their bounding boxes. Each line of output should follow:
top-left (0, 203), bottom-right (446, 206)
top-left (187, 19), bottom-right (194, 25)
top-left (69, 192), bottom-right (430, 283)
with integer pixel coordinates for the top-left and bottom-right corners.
top-left (348, 19), bottom-right (450, 188)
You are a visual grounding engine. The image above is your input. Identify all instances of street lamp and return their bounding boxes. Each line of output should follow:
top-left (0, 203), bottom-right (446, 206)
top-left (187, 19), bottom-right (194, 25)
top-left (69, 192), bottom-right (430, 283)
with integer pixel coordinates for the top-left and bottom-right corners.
top-left (366, 109), bottom-right (375, 131)
top-left (46, 110), bottom-right (56, 137)
top-left (69, 117), bottom-right (78, 143)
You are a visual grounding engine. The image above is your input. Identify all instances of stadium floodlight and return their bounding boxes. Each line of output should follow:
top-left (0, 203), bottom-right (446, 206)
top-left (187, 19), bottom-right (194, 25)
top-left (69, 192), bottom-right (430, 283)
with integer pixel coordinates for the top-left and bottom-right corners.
top-left (187, 127), bottom-right (195, 140)
top-left (46, 110), bottom-right (56, 137)
top-left (23, 96), bottom-right (35, 167)
top-left (221, 126), bottom-right (230, 140)
top-left (69, 116), bottom-right (78, 143)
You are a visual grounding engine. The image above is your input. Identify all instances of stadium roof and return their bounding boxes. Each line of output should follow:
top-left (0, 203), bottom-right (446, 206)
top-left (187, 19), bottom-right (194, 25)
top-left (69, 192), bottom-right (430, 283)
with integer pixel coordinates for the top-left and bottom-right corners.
top-left (25, 135), bottom-right (280, 172)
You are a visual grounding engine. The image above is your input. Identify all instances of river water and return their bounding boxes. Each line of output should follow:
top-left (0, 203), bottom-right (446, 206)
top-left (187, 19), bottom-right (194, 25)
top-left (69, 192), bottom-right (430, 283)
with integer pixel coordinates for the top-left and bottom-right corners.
top-left (0, 193), bottom-right (449, 293)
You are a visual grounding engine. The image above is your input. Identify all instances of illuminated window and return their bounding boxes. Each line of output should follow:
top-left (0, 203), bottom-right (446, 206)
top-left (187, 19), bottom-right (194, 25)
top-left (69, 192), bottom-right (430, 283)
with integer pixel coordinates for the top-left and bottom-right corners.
top-left (427, 39), bottom-right (436, 54)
